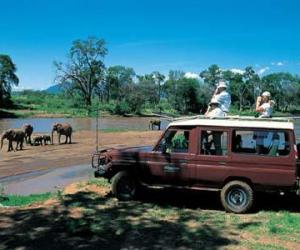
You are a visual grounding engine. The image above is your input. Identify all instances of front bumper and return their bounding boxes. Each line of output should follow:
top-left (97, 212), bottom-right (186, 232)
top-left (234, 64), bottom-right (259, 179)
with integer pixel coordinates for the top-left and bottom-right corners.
top-left (92, 151), bottom-right (110, 178)
top-left (94, 166), bottom-right (106, 177)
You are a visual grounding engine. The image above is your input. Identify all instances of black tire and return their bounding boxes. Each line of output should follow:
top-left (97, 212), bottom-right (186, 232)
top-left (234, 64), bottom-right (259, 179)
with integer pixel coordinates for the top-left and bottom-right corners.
top-left (112, 171), bottom-right (136, 201)
top-left (221, 180), bottom-right (254, 214)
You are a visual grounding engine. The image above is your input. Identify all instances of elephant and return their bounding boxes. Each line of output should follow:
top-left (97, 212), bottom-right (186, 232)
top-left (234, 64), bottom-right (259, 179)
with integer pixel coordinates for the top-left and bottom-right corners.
top-left (1, 129), bottom-right (25, 152)
top-left (43, 135), bottom-right (51, 145)
top-left (51, 123), bottom-right (73, 144)
top-left (22, 124), bottom-right (34, 145)
top-left (32, 136), bottom-right (43, 146)
top-left (149, 119), bottom-right (161, 130)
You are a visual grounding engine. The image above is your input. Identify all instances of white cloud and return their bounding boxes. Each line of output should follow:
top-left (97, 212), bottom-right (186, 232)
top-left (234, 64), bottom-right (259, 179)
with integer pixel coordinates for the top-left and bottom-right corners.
top-left (184, 72), bottom-right (200, 79)
top-left (258, 67), bottom-right (270, 75)
top-left (271, 61), bottom-right (285, 66)
top-left (230, 68), bottom-right (245, 74)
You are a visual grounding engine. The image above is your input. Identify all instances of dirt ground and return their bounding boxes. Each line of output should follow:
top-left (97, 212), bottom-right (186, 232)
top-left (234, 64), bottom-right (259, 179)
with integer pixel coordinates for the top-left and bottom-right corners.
top-left (0, 130), bottom-right (162, 178)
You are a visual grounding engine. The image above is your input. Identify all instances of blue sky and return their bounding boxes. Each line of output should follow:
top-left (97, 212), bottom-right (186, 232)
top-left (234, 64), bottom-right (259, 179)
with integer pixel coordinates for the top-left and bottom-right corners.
top-left (1, 0), bottom-right (300, 90)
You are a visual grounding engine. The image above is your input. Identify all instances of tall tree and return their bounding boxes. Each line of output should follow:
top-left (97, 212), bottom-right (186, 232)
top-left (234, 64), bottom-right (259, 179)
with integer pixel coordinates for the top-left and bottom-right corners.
top-left (54, 37), bottom-right (107, 108)
top-left (106, 66), bottom-right (135, 102)
top-left (0, 55), bottom-right (19, 107)
top-left (151, 71), bottom-right (165, 102)
top-left (199, 64), bottom-right (222, 90)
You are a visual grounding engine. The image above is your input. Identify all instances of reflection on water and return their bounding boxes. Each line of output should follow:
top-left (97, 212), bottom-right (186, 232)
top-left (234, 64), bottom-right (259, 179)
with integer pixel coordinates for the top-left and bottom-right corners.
top-left (0, 117), bottom-right (170, 133)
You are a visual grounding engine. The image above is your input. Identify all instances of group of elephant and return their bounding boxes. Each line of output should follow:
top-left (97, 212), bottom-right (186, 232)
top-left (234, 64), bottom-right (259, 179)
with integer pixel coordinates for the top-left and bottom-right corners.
top-left (0, 123), bottom-right (73, 152)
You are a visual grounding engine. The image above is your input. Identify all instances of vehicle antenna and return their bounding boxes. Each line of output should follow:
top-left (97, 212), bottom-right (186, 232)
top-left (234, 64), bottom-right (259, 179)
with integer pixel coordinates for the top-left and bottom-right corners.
top-left (96, 108), bottom-right (99, 152)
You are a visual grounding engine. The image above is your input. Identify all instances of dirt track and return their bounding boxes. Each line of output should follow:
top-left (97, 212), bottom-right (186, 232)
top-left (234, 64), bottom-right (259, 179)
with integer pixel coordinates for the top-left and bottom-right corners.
top-left (0, 130), bottom-right (162, 178)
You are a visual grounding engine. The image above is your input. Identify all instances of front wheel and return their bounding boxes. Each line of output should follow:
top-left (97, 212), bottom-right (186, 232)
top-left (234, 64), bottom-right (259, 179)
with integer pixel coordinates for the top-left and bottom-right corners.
top-left (112, 171), bottom-right (137, 201)
top-left (221, 181), bottom-right (254, 213)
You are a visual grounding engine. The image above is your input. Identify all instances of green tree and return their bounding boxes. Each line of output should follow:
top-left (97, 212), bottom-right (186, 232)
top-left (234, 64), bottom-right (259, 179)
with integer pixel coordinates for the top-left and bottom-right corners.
top-left (164, 71), bottom-right (201, 113)
top-left (54, 37), bottom-right (107, 108)
top-left (261, 73), bottom-right (300, 111)
top-left (163, 70), bottom-right (185, 110)
top-left (0, 55), bottom-right (19, 107)
top-left (106, 66), bottom-right (135, 102)
top-left (177, 77), bottom-right (201, 113)
top-left (199, 64), bottom-right (222, 90)
top-left (151, 71), bottom-right (165, 102)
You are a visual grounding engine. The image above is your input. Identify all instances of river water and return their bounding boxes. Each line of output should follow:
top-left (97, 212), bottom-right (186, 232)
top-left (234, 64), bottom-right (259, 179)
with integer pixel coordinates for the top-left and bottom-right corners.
top-left (0, 117), bottom-right (170, 133)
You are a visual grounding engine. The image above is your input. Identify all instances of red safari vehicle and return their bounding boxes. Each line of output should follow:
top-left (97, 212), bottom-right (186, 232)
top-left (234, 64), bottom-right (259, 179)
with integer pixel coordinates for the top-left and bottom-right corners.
top-left (92, 116), bottom-right (300, 213)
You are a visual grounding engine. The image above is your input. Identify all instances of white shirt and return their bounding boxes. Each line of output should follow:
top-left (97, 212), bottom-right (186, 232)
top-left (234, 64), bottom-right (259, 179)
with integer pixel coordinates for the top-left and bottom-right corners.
top-left (259, 102), bottom-right (273, 118)
top-left (206, 107), bottom-right (225, 118)
top-left (213, 91), bottom-right (231, 112)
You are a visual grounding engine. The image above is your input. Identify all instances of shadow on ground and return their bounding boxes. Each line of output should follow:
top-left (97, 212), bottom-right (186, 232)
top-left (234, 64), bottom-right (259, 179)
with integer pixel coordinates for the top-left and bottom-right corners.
top-left (0, 189), bottom-right (238, 250)
top-left (1, 187), bottom-right (299, 249)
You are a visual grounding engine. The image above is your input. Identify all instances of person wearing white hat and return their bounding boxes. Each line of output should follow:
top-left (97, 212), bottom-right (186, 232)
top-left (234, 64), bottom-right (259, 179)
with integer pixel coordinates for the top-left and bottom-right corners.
top-left (205, 98), bottom-right (225, 118)
top-left (206, 80), bottom-right (231, 115)
top-left (255, 91), bottom-right (275, 118)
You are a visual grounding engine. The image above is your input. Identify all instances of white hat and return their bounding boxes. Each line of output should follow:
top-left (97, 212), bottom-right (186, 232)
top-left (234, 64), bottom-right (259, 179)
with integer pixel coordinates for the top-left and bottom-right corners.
top-left (209, 98), bottom-right (220, 105)
top-left (217, 81), bottom-right (227, 89)
top-left (262, 91), bottom-right (271, 97)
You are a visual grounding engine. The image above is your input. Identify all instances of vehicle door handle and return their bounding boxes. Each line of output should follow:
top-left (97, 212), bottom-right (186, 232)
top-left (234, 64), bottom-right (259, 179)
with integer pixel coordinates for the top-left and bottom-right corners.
top-left (218, 161), bottom-right (227, 165)
top-left (164, 165), bottom-right (180, 173)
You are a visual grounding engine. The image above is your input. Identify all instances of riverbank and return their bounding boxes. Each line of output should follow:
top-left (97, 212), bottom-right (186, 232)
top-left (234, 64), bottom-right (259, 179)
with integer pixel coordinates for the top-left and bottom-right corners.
top-left (1, 179), bottom-right (300, 249)
top-left (0, 130), bottom-right (162, 178)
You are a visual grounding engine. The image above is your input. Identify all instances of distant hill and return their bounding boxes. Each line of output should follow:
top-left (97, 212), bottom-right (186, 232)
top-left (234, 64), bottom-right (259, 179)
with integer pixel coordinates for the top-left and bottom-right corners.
top-left (45, 84), bottom-right (63, 94)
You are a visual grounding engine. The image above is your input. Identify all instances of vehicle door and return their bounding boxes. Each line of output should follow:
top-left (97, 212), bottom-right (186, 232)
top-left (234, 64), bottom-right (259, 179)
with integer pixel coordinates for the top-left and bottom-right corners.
top-left (192, 127), bottom-right (231, 187)
top-left (145, 127), bottom-right (197, 185)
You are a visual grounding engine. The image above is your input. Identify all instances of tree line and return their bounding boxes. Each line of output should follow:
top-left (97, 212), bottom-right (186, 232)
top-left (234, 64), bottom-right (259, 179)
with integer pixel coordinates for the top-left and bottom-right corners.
top-left (1, 37), bottom-right (300, 115)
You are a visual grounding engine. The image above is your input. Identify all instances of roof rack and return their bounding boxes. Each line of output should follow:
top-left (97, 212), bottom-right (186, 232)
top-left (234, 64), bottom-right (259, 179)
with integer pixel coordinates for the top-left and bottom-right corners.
top-left (172, 115), bottom-right (295, 123)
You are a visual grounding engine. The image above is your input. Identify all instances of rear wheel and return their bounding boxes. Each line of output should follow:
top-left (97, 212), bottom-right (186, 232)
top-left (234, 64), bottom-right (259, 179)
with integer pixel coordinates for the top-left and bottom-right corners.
top-left (221, 180), bottom-right (254, 213)
top-left (112, 171), bottom-right (136, 201)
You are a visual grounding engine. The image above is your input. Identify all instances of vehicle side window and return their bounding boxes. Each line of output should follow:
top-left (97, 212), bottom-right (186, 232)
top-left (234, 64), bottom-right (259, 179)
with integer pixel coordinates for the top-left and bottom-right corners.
top-left (157, 129), bottom-right (190, 153)
top-left (232, 130), bottom-right (290, 156)
top-left (200, 130), bottom-right (228, 156)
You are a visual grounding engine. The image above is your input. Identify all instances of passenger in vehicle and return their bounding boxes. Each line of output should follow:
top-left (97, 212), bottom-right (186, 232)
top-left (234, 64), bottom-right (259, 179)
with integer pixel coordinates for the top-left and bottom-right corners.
top-left (255, 91), bottom-right (275, 118)
top-left (253, 131), bottom-right (268, 154)
top-left (233, 134), bottom-right (242, 152)
top-left (201, 131), bottom-right (213, 155)
top-left (268, 132), bottom-right (280, 156)
top-left (205, 98), bottom-right (225, 118)
top-left (206, 81), bottom-right (231, 115)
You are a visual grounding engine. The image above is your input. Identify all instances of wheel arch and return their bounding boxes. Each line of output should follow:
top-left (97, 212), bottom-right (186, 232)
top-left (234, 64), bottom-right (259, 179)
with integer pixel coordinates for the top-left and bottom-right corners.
top-left (222, 176), bottom-right (254, 189)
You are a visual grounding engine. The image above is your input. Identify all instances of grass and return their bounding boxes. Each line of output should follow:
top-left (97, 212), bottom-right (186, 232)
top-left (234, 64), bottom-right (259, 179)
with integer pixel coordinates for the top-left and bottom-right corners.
top-left (0, 192), bottom-right (53, 207)
top-left (1, 179), bottom-right (300, 249)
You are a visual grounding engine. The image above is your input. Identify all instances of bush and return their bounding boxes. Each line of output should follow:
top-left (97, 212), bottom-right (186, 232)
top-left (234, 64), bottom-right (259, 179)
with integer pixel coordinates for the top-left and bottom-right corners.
top-left (114, 101), bottom-right (131, 115)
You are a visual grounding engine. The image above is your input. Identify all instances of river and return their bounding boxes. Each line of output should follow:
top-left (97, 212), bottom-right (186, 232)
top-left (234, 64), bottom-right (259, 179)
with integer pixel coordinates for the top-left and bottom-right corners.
top-left (0, 116), bottom-right (170, 133)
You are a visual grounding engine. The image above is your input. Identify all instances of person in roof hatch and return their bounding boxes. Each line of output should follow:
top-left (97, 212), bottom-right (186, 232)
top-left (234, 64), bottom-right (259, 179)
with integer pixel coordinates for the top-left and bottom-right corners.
top-left (206, 80), bottom-right (231, 115)
top-left (205, 98), bottom-right (225, 118)
top-left (255, 91), bottom-right (275, 118)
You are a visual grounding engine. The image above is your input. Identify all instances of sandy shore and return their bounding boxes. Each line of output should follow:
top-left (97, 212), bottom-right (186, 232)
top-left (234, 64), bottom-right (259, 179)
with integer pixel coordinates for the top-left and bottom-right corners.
top-left (0, 130), bottom-right (162, 178)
